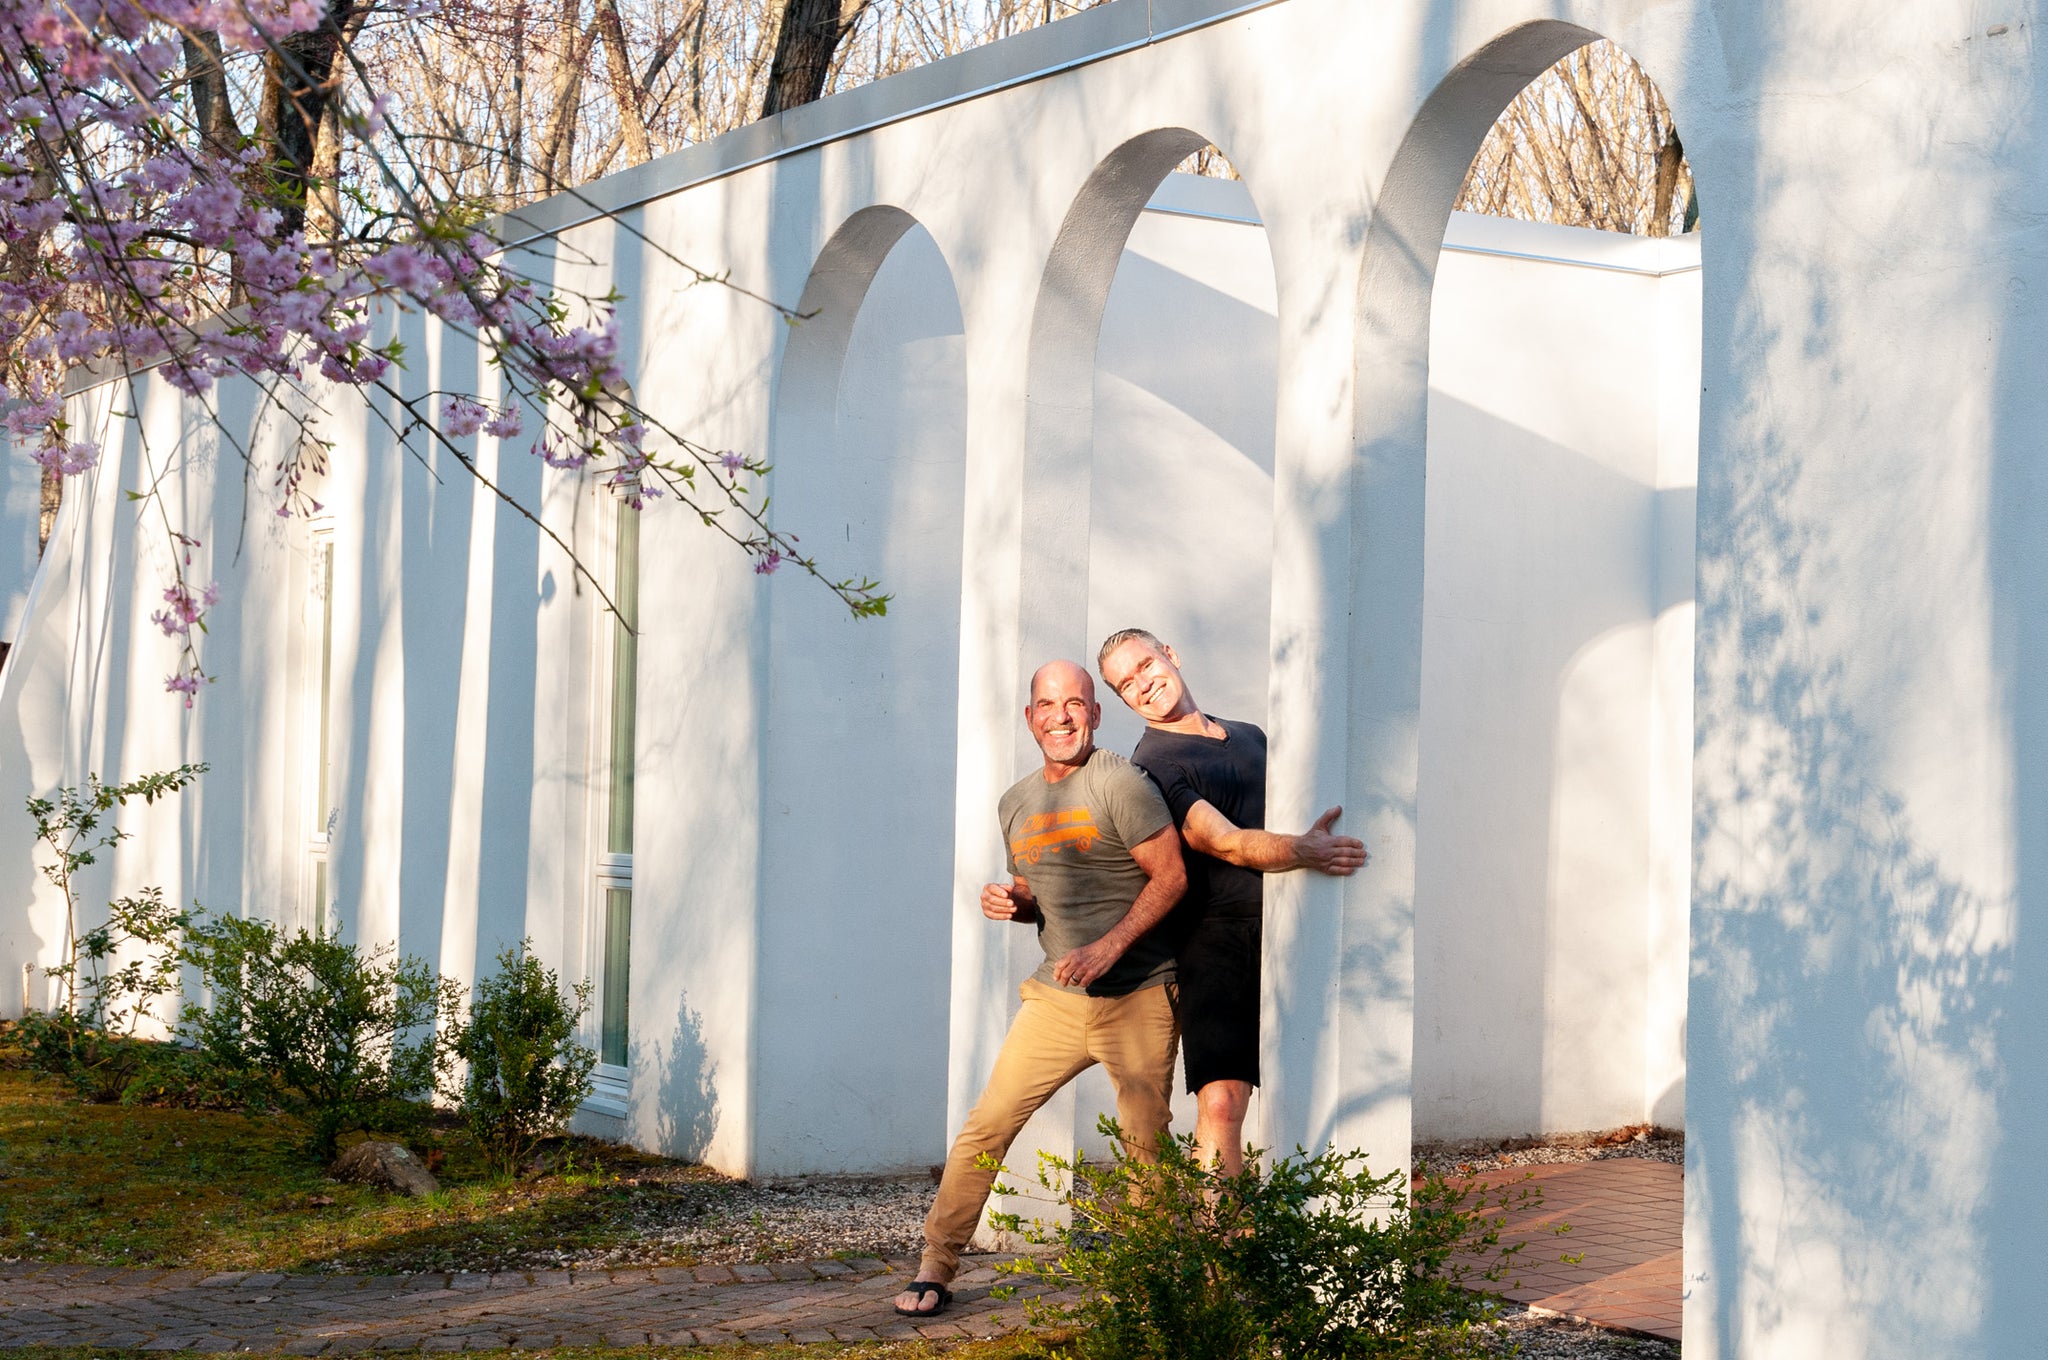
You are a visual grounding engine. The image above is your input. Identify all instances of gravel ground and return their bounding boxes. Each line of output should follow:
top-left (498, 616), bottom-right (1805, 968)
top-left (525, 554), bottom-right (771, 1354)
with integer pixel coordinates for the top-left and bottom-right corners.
top-left (1480, 1304), bottom-right (1680, 1357)
top-left (548, 1131), bottom-right (1684, 1356)
top-left (553, 1167), bottom-right (935, 1268)
top-left (1413, 1124), bottom-right (1684, 1177)
top-left (556, 1123), bottom-right (1684, 1270)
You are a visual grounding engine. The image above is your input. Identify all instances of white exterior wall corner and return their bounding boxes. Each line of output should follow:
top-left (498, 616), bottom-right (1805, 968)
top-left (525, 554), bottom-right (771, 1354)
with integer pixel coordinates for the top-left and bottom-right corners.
top-left (1672, 6), bottom-right (2045, 1360)
top-left (0, 0), bottom-right (2041, 1353)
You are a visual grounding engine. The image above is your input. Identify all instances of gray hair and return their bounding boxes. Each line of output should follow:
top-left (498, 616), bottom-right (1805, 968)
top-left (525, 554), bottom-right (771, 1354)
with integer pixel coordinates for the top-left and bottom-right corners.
top-left (1096, 627), bottom-right (1164, 680)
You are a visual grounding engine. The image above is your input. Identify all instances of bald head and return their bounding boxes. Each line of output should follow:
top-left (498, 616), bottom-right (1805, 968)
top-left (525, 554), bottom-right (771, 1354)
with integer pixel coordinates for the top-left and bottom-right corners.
top-left (1025, 659), bottom-right (1100, 778)
top-left (1031, 659), bottom-right (1095, 706)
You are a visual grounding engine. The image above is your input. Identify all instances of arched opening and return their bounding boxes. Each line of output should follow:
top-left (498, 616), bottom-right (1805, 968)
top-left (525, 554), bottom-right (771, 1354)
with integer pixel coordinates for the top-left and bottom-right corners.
top-left (995, 129), bottom-right (1278, 1224)
top-left (757, 206), bottom-right (969, 1174)
top-left (1356, 22), bottom-right (1700, 1344)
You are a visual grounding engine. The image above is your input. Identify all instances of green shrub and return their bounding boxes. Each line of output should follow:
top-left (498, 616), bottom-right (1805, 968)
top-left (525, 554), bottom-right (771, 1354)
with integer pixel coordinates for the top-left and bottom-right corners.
top-left (19, 887), bottom-right (196, 1102)
top-left (26, 764), bottom-right (205, 1017)
top-left (19, 766), bottom-right (205, 1101)
top-left (180, 916), bottom-right (463, 1159)
top-left (993, 1119), bottom-right (1537, 1360)
top-left (452, 940), bottom-right (597, 1176)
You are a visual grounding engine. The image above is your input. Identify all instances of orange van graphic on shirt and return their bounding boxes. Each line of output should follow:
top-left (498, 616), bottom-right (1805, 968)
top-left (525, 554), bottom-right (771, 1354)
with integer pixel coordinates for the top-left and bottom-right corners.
top-left (1011, 807), bottom-right (1098, 864)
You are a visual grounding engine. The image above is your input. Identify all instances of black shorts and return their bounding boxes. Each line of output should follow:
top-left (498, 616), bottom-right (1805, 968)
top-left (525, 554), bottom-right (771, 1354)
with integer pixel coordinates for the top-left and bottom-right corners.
top-left (1176, 917), bottom-right (1260, 1094)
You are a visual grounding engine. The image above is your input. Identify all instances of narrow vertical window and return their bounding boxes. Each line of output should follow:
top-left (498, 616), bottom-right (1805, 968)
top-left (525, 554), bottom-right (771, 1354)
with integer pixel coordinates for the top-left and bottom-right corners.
top-left (307, 530), bottom-right (335, 931)
top-left (596, 499), bottom-right (638, 1072)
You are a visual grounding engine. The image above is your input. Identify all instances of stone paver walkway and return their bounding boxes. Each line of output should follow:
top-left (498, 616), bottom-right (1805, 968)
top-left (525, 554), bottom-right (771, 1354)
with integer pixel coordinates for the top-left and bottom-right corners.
top-left (0, 1255), bottom-right (1059, 1352)
top-left (1465, 1158), bottom-right (1681, 1343)
top-left (0, 1160), bottom-right (1680, 1352)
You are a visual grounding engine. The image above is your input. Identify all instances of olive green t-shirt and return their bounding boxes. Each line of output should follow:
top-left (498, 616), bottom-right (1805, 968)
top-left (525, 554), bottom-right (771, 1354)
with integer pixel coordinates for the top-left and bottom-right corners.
top-left (998, 748), bottom-right (1176, 996)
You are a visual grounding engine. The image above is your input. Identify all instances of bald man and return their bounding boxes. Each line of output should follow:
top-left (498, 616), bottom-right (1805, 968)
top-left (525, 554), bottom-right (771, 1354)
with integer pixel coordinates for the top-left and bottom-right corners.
top-left (893, 660), bottom-right (1187, 1318)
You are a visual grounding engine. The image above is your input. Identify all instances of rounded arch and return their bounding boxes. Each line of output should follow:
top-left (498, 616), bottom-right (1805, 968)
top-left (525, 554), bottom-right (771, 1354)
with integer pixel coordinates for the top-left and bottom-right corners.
top-left (1353, 19), bottom-right (1700, 459)
top-left (1345, 5), bottom-right (1706, 1218)
top-left (758, 202), bottom-right (969, 1174)
top-left (771, 204), bottom-right (922, 472)
top-left (1019, 127), bottom-right (1276, 668)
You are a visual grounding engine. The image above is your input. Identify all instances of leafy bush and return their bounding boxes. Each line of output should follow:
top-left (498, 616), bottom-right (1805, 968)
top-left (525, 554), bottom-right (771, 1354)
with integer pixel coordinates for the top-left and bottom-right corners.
top-left (27, 765), bottom-right (206, 1016)
top-left (116, 1037), bottom-right (268, 1110)
top-left (452, 940), bottom-right (597, 1176)
top-left (16, 886), bottom-right (194, 1101)
top-left (20, 763), bottom-right (205, 1103)
top-left (993, 1119), bottom-right (1538, 1360)
top-left (180, 916), bottom-right (463, 1160)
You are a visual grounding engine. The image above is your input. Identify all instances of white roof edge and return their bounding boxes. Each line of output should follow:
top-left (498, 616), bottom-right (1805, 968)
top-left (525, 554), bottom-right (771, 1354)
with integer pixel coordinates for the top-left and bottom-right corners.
top-left (488, 0), bottom-right (1286, 247)
top-left (1140, 176), bottom-right (1700, 277)
top-left (1440, 210), bottom-right (1701, 276)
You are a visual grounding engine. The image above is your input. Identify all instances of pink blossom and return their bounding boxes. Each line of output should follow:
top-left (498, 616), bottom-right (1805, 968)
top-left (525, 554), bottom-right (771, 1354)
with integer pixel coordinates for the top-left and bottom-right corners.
top-left (365, 244), bottom-right (434, 293)
top-left (358, 92), bottom-right (395, 140)
top-left (441, 396), bottom-right (488, 438)
top-left (533, 434), bottom-right (587, 470)
top-left (0, 0), bottom-right (846, 705)
top-left (150, 579), bottom-right (216, 636)
top-left (30, 440), bottom-right (100, 475)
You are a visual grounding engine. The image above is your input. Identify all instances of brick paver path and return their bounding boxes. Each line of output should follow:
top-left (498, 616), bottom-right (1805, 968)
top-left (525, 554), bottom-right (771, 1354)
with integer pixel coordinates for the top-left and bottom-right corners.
top-left (0, 1160), bottom-right (1681, 1352)
top-left (0, 1255), bottom-right (1063, 1352)
top-left (1464, 1158), bottom-right (1681, 1343)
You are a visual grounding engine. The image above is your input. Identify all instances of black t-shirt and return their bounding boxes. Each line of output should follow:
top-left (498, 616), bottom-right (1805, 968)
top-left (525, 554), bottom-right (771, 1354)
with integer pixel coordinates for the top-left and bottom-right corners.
top-left (1130, 717), bottom-right (1267, 927)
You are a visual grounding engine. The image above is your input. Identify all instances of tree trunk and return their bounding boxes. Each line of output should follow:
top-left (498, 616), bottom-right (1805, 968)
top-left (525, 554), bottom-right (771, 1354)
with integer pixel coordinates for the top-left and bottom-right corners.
top-left (536, 8), bottom-right (601, 193)
top-left (596, 0), bottom-right (653, 164)
top-left (760, 0), bottom-right (869, 117)
top-left (183, 31), bottom-right (243, 158)
top-left (256, 0), bottom-right (358, 236)
top-left (303, 8), bottom-right (371, 244)
top-left (1650, 130), bottom-right (1685, 238)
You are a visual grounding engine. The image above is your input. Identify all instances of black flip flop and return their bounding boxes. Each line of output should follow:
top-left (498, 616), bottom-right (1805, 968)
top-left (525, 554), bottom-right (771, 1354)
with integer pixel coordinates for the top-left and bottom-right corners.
top-left (893, 1281), bottom-right (954, 1317)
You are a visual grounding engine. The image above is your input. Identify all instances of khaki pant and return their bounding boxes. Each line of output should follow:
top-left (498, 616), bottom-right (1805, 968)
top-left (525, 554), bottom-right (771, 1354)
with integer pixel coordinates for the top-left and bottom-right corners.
top-left (920, 976), bottom-right (1179, 1281)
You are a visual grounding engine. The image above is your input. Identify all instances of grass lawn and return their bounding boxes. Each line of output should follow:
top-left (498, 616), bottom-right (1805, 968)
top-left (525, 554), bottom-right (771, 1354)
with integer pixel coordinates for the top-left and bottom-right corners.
top-left (0, 1062), bottom-right (729, 1274)
top-left (0, 1347), bottom-right (1050, 1360)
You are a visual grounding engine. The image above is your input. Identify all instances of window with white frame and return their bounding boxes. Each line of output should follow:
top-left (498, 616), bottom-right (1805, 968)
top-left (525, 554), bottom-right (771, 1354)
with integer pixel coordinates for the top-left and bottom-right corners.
top-left (304, 523), bottom-right (336, 933)
top-left (588, 488), bottom-right (638, 1107)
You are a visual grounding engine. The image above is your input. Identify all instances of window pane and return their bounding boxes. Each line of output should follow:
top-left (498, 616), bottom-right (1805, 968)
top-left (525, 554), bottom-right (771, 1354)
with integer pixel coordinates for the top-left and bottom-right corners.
top-left (316, 539), bottom-right (335, 828)
top-left (606, 507), bottom-right (638, 855)
top-left (601, 887), bottom-right (632, 1067)
top-left (312, 860), bottom-right (327, 934)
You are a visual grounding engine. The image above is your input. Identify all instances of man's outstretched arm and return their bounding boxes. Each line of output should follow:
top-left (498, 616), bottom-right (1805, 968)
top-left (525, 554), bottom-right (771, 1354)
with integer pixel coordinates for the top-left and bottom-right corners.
top-left (1183, 802), bottom-right (1368, 875)
top-left (1051, 827), bottom-right (1186, 990)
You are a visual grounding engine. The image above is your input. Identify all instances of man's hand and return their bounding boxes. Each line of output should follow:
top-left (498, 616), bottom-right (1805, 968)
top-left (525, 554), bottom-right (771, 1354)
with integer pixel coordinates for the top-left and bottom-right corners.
top-left (1052, 826), bottom-right (1184, 990)
top-left (1297, 806), bottom-right (1368, 876)
top-left (981, 878), bottom-right (1039, 923)
top-left (1054, 935), bottom-right (1125, 990)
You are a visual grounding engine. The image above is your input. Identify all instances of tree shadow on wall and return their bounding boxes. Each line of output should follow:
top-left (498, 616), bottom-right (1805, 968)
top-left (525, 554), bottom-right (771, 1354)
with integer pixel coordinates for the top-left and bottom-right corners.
top-left (653, 998), bottom-right (718, 1163)
top-left (1689, 377), bottom-right (2011, 1353)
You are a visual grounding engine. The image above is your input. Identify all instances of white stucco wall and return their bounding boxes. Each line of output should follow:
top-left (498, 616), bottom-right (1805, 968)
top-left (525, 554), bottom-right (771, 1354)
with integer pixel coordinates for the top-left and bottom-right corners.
top-left (1, 1), bottom-right (2043, 1353)
top-left (1415, 214), bottom-right (1698, 1141)
top-left (0, 436), bottom-right (39, 653)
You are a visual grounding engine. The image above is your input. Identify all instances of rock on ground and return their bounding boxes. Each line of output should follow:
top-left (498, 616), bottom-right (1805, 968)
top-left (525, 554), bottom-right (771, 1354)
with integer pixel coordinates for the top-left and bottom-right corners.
top-left (328, 1140), bottom-right (440, 1197)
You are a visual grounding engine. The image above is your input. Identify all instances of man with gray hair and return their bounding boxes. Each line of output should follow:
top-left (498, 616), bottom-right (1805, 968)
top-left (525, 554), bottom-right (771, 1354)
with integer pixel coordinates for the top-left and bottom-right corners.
top-left (1097, 628), bottom-right (1367, 1177)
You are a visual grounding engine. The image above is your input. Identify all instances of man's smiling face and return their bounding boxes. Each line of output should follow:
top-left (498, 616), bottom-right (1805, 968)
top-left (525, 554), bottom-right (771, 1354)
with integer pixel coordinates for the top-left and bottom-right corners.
top-left (1027, 661), bottom-right (1101, 771)
top-left (1100, 637), bottom-right (1192, 725)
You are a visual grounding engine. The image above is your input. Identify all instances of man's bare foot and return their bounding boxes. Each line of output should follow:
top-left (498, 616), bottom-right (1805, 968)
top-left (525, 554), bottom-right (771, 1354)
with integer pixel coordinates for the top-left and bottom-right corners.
top-left (893, 1278), bottom-right (953, 1317)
